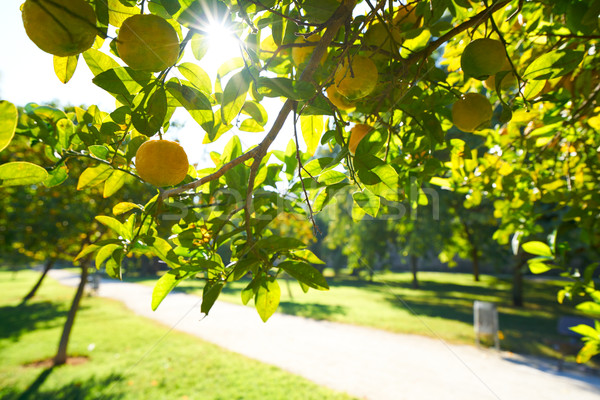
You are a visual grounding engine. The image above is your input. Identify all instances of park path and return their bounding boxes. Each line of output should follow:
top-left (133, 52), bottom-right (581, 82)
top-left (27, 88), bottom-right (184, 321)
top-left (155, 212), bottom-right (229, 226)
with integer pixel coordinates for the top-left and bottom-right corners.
top-left (48, 269), bottom-right (600, 400)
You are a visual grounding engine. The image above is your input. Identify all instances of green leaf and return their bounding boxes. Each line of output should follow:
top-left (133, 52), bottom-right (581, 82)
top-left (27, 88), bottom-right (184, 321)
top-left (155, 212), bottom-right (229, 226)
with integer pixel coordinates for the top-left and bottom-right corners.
top-left (191, 33), bottom-right (209, 61)
top-left (83, 48), bottom-right (121, 76)
top-left (113, 202), bottom-right (142, 215)
top-left (577, 342), bottom-right (600, 364)
top-left (132, 87), bottom-right (168, 135)
top-left (570, 324), bottom-right (598, 338)
top-left (255, 276), bottom-right (280, 322)
top-left (44, 165), bottom-right (69, 187)
top-left (290, 249), bottom-right (325, 265)
top-left (166, 80), bottom-right (214, 130)
top-left (257, 77), bottom-right (315, 100)
top-left (152, 265), bottom-right (203, 310)
top-left (577, 302), bottom-right (600, 315)
top-left (95, 244), bottom-right (122, 277)
top-left (53, 55), bottom-right (78, 84)
top-left (302, 0), bottom-right (338, 23)
top-left (254, 236), bottom-right (306, 252)
top-left (317, 170), bottom-right (347, 185)
top-left (528, 262), bottom-right (552, 274)
top-left (522, 241), bottom-right (553, 257)
top-left (221, 70), bottom-right (250, 124)
top-left (239, 118), bottom-right (264, 132)
top-left (353, 190), bottom-right (380, 218)
top-left (0, 162), bottom-right (48, 187)
top-left (88, 145), bottom-right (110, 160)
top-left (75, 244), bottom-right (100, 261)
top-left (143, 236), bottom-right (180, 268)
top-left (279, 261), bottom-right (329, 290)
top-left (523, 50), bottom-right (585, 80)
top-left (103, 170), bottom-right (129, 198)
top-left (92, 67), bottom-right (152, 99)
top-left (229, 259), bottom-right (258, 281)
top-left (77, 164), bottom-right (112, 190)
top-left (241, 101), bottom-right (268, 126)
top-left (95, 215), bottom-right (128, 239)
top-left (216, 58), bottom-right (245, 80)
top-left (178, 62), bottom-right (212, 95)
top-left (241, 279), bottom-right (257, 305)
top-left (301, 115), bottom-right (323, 156)
top-left (0, 101), bottom-right (18, 152)
top-left (524, 79), bottom-right (546, 100)
top-left (201, 281), bottom-right (224, 315)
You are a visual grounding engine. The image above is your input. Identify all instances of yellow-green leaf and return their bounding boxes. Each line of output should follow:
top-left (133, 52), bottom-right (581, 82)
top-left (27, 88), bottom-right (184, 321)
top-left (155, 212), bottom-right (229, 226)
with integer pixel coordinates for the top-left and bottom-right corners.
top-left (77, 164), bottom-right (112, 190)
top-left (103, 170), bottom-right (128, 198)
top-left (0, 162), bottom-right (48, 187)
top-left (0, 101), bottom-right (17, 152)
top-left (522, 241), bottom-right (553, 257)
top-left (53, 55), bottom-right (79, 84)
top-left (255, 277), bottom-right (280, 322)
top-left (113, 202), bottom-right (142, 216)
top-left (300, 114), bottom-right (323, 156)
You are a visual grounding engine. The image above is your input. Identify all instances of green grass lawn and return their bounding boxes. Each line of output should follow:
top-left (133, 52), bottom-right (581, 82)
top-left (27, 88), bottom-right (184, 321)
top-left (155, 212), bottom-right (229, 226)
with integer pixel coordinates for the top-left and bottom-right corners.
top-left (0, 269), bottom-right (355, 400)
top-left (128, 270), bottom-right (586, 360)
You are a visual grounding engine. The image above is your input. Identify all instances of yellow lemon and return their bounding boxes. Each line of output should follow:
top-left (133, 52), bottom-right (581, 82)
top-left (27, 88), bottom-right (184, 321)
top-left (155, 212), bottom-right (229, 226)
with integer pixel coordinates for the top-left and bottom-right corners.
top-left (135, 140), bottom-right (189, 187)
top-left (117, 14), bottom-right (180, 72)
top-left (292, 34), bottom-right (327, 67)
top-left (363, 21), bottom-right (403, 56)
top-left (452, 93), bottom-right (493, 132)
top-left (326, 85), bottom-right (355, 112)
top-left (483, 58), bottom-right (517, 90)
top-left (393, 4), bottom-right (421, 28)
top-left (461, 38), bottom-right (507, 80)
top-left (349, 124), bottom-right (373, 155)
top-left (21, 0), bottom-right (97, 56)
top-left (334, 56), bottom-right (378, 101)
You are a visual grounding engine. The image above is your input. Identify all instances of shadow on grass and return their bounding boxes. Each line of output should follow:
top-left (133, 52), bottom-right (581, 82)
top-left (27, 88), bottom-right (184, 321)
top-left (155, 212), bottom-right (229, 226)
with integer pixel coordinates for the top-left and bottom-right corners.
top-left (277, 302), bottom-right (346, 320)
top-left (0, 302), bottom-right (66, 341)
top-left (2, 367), bottom-right (125, 400)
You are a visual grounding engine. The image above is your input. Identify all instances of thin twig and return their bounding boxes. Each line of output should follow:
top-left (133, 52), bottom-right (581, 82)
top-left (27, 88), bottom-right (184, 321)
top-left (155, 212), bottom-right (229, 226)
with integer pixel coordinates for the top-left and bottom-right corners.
top-left (293, 106), bottom-right (320, 234)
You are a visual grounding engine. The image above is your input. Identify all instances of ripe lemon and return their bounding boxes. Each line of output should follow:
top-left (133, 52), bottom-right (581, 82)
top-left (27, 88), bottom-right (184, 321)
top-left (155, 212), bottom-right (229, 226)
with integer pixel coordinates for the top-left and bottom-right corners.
top-left (117, 14), bottom-right (179, 72)
top-left (326, 85), bottom-right (355, 112)
top-left (460, 38), bottom-right (507, 80)
top-left (21, 0), bottom-right (97, 57)
top-left (393, 4), bottom-right (421, 28)
top-left (292, 34), bottom-right (327, 67)
top-left (334, 56), bottom-right (378, 101)
top-left (135, 140), bottom-right (189, 187)
top-left (451, 93), bottom-right (493, 132)
top-left (483, 59), bottom-right (517, 90)
top-left (363, 21), bottom-right (402, 56)
top-left (349, 124), bottom-right (373, 155)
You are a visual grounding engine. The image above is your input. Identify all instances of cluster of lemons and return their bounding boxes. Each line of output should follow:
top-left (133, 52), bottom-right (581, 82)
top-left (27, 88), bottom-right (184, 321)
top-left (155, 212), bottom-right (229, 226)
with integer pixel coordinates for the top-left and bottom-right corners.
top-left (452, 38), bottom-right (516, 133)
top-left (292, 5), bottom-right (421, 156)
top-left (21, 0), bottom-right (188, 187)
top-left (19, 1), bottom-right (514, 186)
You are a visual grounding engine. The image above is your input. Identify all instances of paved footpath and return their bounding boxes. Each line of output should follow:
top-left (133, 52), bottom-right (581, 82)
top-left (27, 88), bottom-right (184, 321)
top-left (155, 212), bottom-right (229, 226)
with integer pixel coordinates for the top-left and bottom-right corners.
top-left (49, 269), bottom-right (600, 400)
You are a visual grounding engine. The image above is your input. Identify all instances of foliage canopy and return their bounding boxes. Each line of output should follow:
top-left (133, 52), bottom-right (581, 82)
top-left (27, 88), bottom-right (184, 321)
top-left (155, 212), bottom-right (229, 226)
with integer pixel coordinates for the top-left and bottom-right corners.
top-left (1, 0), bottom-right (599, 357)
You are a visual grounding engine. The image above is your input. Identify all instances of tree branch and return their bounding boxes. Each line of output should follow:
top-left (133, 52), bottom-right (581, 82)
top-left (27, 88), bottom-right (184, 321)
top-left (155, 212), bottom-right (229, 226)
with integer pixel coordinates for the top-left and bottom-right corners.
top-left (403, 0), bottom-right (511, 68)
top-left (243, 0), bottom-right (357, 239)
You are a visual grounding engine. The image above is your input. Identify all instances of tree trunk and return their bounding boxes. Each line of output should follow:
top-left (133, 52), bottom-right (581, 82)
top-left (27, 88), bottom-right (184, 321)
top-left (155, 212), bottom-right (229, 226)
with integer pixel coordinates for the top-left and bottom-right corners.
top-left (512, 253), bottom-right (526, 307)
top-left (21, 259), bottom-right (56, 304)
top-left (461, 219), bottom-right (480, 282)
top-left (410, 255), bottom-right (419, 289)
top-left (471, 245), bottom-right (480, 282)
top-left (53, 261), bottom-right (89, 366)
